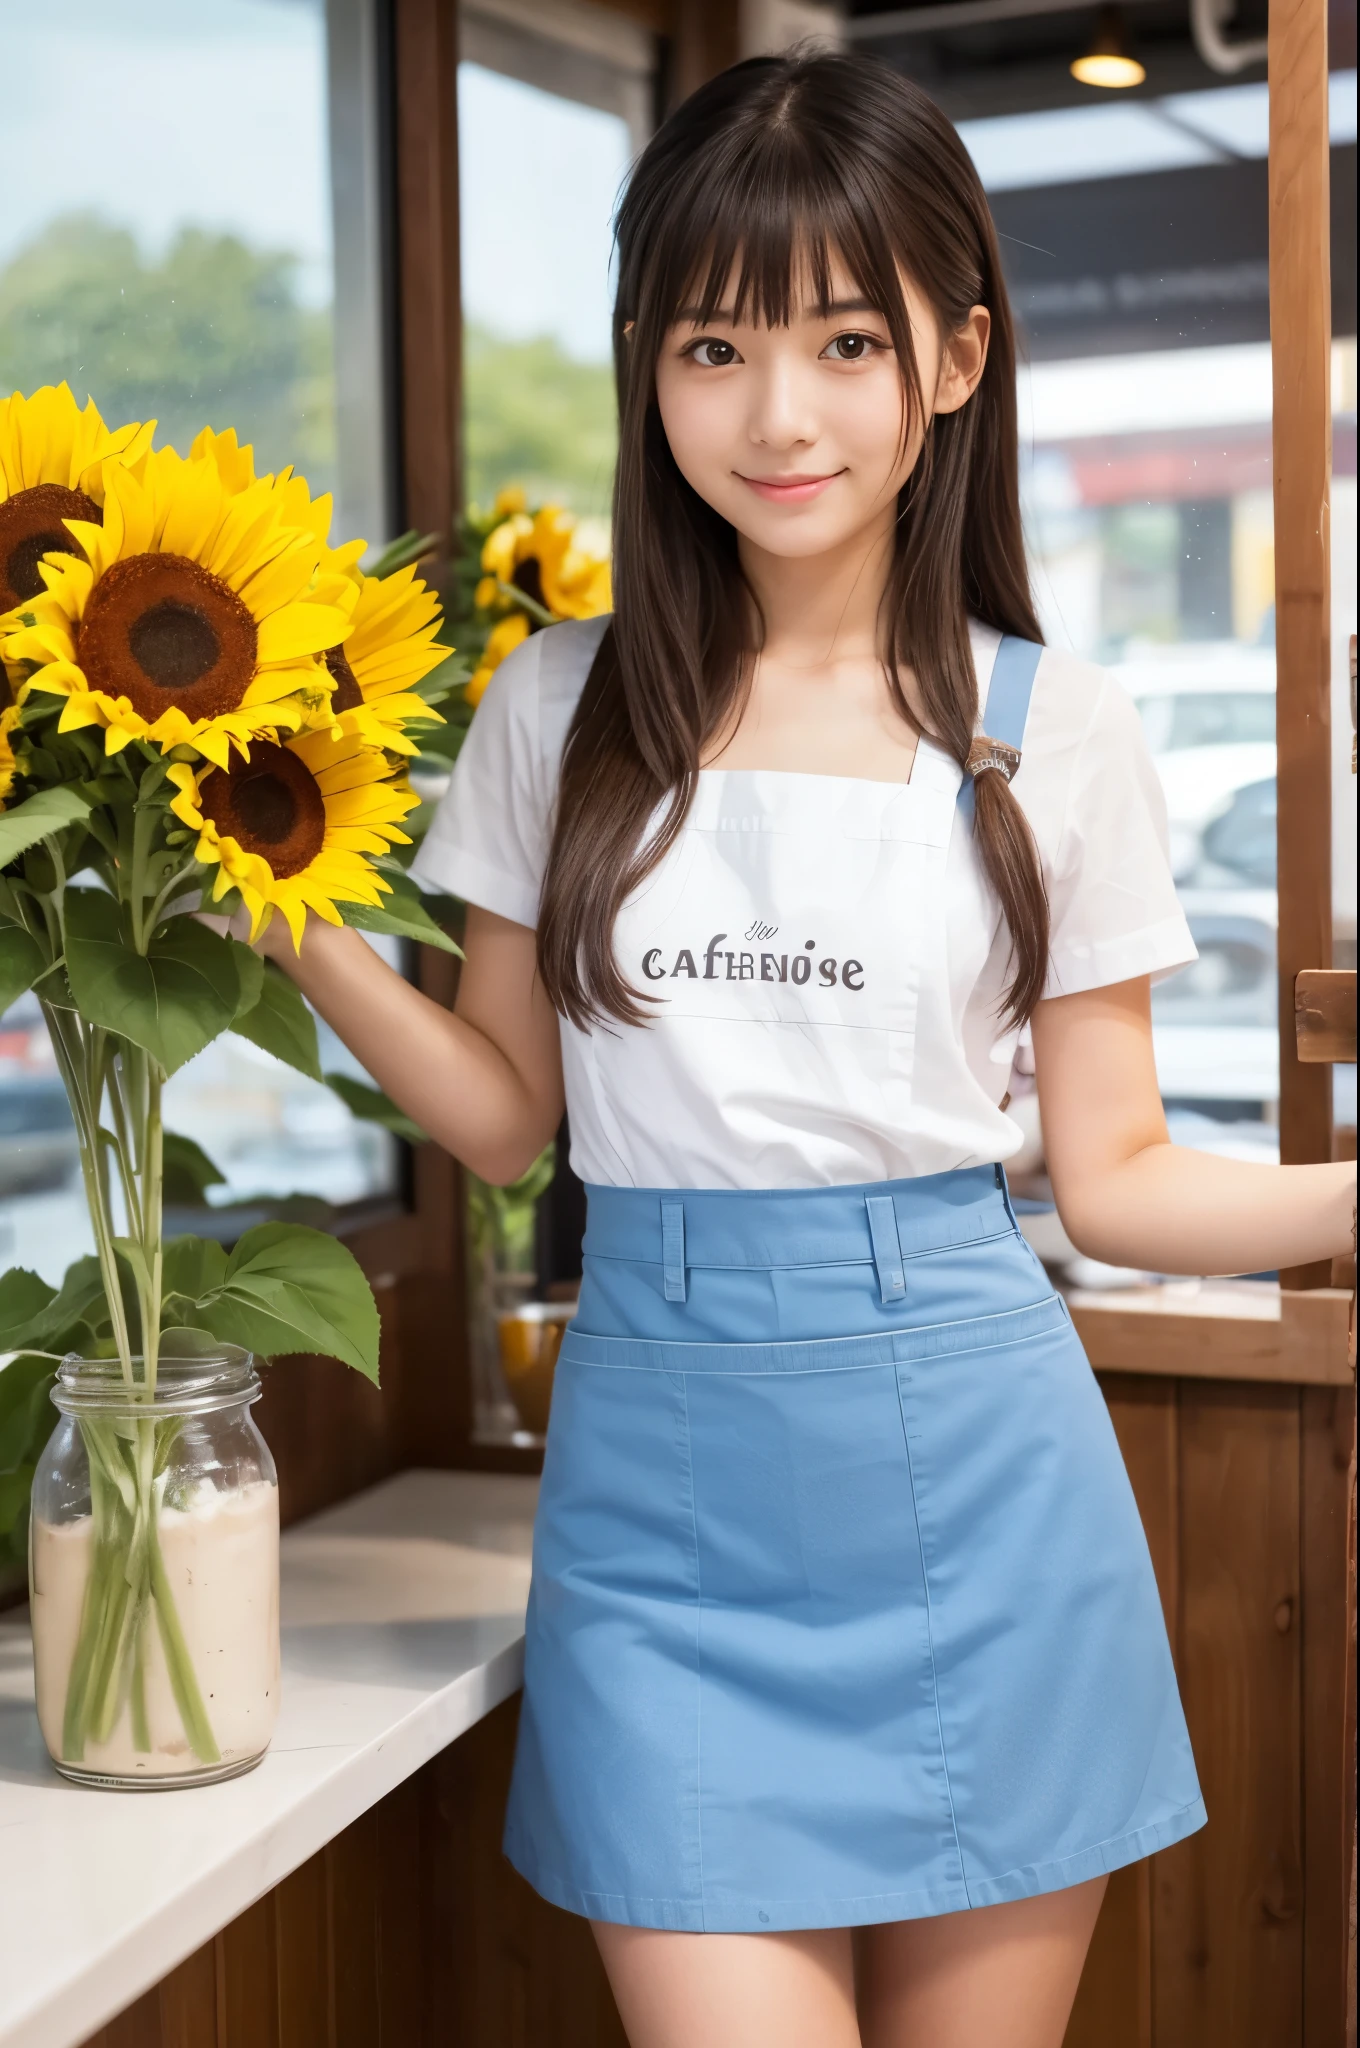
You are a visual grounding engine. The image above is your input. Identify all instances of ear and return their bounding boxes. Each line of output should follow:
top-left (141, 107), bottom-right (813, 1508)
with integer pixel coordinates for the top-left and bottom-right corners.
top-left (934, 305), bottom-right (991, 416)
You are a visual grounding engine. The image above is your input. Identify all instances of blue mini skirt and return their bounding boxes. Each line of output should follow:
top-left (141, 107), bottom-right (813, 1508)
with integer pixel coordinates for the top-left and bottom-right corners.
top-left (504, 1166), bottom-right (1205, 1933)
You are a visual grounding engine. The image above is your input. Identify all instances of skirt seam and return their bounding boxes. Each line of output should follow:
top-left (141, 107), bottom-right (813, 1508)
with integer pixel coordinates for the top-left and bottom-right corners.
top-left (893, 1363), bottom-right (971, 1906)
top-left (560, 1297), bottom-right (1069, 1375)
top-left (677, 1372), bottom-right (708, 1927)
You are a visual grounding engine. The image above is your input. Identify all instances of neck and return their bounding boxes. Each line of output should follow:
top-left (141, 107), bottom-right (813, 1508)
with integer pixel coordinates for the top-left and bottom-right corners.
top-left (738, 503), bottom-right (897, 668)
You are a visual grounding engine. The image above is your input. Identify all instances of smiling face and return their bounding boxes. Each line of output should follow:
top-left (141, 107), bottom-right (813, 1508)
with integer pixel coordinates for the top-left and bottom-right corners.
top-left (653, 252), bottom-right (990, 567)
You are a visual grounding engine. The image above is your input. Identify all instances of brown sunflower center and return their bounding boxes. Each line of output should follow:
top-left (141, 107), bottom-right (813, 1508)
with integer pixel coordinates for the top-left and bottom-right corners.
top-left (129, 599), bottom-right (221, 692)
top-left (512, 557), bottom-right (546, 621)
top-left (0, 482), bottom-right (101, 612)
top-left (199, 742), bottom-right (326, 879)
top-left (77, 553), bottom-right (258, 724)
top-left (324, 644), bottom-right (363, 713)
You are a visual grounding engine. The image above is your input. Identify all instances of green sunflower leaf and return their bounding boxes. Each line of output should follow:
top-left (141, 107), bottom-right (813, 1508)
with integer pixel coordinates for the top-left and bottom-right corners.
top-left (340, 871), bottom-right (462, 956)
top-left (229, 938), bottom-right (265, 1021)
top-left (166, 1222), bottom-right (380, 1382)
top-left (0, 924), bottom-right (45, 1013)
top-left (157, 1325), bottom-right (233, 1361)
top-left (0, 1355), bottom-right (58, 1474)
top-left (161, 1132), bottom-right (227, 1206)
top-left (0, 1257), bottom-right (106, 1355)
top-left (231, 959), bottom-right (323, 1081)
top-left (0, 786), bottom-right (92, 871)
top-left (324, 1071), bottom-right (429, 1144)
top-left (161, 1235), bottom-right (229, 1318)
top-left (0, 1268), bottom-right (57, 1351)
top-left (64, 894), bottom-right (245, 1075)
top-left (367, 529), bottom-right (442, 579)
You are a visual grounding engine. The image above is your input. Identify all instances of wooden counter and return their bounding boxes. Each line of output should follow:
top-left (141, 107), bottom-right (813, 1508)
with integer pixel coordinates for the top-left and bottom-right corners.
top-left (0, 1472), bottom-right (537, 2048)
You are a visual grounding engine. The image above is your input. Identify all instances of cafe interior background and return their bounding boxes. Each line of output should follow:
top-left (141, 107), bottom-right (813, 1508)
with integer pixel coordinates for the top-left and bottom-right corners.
top-left (0, 1), bottom-right (1355, 2044)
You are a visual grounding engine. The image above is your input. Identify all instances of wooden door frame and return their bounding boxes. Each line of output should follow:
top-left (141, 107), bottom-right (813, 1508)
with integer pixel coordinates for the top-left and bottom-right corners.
top-left (1270, 0), bottom-right (1336, 1271)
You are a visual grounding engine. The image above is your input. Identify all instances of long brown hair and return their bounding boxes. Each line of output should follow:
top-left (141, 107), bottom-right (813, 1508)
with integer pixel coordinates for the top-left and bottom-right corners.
top-left (538, 49), bottom-right (1048, 1029)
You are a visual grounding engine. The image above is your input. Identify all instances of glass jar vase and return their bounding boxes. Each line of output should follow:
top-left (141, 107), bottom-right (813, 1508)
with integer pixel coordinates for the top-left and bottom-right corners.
top-left (29, 1348), bottom-right (280, 1790)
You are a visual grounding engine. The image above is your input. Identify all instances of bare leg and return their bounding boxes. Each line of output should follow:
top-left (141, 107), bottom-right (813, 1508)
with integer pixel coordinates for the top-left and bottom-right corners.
top-left (856, 1875), bottom-right (1108, 2048)
top-left (592, 1922), bottom-right (861, 2048)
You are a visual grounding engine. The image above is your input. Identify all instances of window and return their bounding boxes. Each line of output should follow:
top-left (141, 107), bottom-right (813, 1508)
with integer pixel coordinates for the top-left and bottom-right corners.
top-left (0, 0), bottom-right (402, 1286)
top-left (1137, 692), bottom-right (1279, 754)
top-left (458, 0), bottom-right (645, 515)
top-left (456, 1), bottom-right (644, 1442)
top-left (959, 69), bottom-right (1359, 1275)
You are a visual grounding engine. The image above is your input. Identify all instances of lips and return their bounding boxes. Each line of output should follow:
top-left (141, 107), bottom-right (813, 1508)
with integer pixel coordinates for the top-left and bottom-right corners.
top-left (737, 471), bottom-right (843, 504)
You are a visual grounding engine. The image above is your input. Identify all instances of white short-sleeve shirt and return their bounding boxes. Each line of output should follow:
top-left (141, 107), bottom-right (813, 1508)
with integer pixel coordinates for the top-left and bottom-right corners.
top-left (412, 614), bottom-right (1195, 1189)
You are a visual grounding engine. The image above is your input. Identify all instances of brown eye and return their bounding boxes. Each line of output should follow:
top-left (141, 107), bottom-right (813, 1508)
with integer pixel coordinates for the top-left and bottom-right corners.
top-left (823, 333), bottom-right (877, 362)
top-left (690, 339), bottom-right (739, 367)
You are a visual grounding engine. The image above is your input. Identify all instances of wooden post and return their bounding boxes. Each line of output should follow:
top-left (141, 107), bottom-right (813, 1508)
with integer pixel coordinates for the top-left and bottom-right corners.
top-left (1269, 0), bottom-right (1333, 1290)
top-left (393, 0), bottom-right (462, 570)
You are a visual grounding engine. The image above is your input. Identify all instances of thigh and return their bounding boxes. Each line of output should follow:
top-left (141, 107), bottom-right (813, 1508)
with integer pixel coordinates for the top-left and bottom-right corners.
top-left (592, 1921), bottom-right (861, 2048)
top-left (856, 1876), bottom-right (1108, 2048)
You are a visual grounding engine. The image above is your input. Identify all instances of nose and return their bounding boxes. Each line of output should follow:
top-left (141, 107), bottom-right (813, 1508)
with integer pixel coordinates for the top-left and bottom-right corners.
top-left (745, 351), bottom-right (818, 453)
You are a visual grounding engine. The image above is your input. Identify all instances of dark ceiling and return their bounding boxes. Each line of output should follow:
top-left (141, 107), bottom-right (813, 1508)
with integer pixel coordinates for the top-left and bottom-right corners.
top-left (842, 0), bottom-right (1335, 121)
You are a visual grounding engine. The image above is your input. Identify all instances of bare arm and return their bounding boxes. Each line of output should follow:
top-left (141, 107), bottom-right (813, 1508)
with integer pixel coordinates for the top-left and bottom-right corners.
top-left (259, 907), bottom-right (563, 1184)
top-left (1031, 976), bottom-right (1354, 1276)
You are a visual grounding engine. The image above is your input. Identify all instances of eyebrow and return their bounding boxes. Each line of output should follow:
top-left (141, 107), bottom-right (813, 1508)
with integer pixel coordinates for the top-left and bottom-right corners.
top-left (675, 297), bottom-right (884, 325)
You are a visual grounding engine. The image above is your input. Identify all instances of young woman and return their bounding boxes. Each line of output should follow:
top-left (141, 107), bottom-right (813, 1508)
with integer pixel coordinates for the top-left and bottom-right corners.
top-left (259, 52), bottom-right (1355, 2048)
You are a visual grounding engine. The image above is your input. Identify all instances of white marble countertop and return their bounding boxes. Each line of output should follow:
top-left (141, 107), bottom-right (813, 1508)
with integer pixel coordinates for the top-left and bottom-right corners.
top-left (0, 1469), bottom-right (537, 2048)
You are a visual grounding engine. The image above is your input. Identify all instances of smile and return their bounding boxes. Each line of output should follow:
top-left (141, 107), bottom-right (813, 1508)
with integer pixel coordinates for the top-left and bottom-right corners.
top-left (736, 471), bottom-right (844, 503)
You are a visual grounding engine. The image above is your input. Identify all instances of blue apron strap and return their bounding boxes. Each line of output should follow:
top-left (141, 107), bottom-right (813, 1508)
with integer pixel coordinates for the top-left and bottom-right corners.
top-left (958, 634), bottom-right (1044, 821)
top-left (864, 1195), bottom-right (906, 1305)
top-left (661, 1199), bottom-right (687, 1302)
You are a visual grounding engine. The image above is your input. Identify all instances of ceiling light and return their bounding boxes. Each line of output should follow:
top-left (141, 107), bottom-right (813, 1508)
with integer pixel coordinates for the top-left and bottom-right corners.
top-left (1071, 6), bottom-right (1147, 88)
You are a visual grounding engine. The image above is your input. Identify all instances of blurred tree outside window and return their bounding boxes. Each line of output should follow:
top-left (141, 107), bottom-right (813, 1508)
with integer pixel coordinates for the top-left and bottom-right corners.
top-left (0, 0), bottom-right (402, 1286)
top-left (458, 60), bottom-right (631, 519)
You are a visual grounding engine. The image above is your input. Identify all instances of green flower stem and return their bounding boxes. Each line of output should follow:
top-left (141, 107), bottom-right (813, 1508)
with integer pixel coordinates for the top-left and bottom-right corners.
top-left (140, 1057), bottom-right (164, 1393)
top-left (31, 805), bottom-right (217, 1769)
top-left (148, 1511), bottom-right (221, 1766)
top-left (129, 1609), bottom-right (152, 1754)
top-left (494, 577), bottom-right (556, 628)
top-left (59, 1416), bottom-right (218, 1767)
top-left (143, 862), bottom-right (200, 937)
top-left (60, 1461), bottom-right (119, 1761)
top-left (104, 1063), bottom-right (144, 1247)
top-left (41, 1001), bottom-right (134, 1382)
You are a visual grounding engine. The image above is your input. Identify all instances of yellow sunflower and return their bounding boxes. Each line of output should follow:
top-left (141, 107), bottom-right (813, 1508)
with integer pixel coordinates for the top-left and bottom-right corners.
top-left (465, 613), bottom-right (531, 707)
top-left (0, 384), bottom-right (153, 624)
top-left (479, 504), bottom-right (611, 623)
top-left (187, 425), bottom-right (367, 586)
top-left (0, 705), bottom-right (19, 807)
top-left (1, 446), bottom-right (352, 767)
top-left (186, 426), bottom-right (442, 751)
top-left (321, 564), bottom-right (448, 754)
top-left (167, 726), bottom-right (418, 949)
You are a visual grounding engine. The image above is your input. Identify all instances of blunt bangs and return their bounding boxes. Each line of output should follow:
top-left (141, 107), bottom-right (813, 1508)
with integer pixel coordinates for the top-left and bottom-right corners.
top-left (628, 101), bottom-right (921, 370)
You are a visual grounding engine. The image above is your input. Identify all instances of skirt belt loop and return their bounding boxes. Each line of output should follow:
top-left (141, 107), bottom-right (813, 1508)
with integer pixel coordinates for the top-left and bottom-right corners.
top-left (661, 1200), bottom-right (688, 1302)
top-left (865, 1195), bottom-right (907, 1305)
